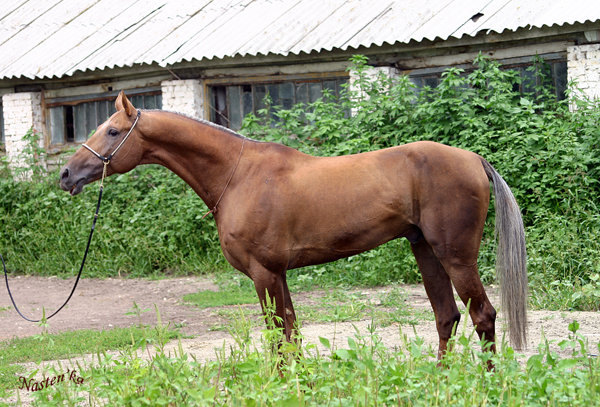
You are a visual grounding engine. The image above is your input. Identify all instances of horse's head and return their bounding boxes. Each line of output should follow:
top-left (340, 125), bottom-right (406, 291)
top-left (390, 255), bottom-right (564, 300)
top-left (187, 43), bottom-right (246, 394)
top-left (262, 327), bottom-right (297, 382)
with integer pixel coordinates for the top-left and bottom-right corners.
top-left (60, 91), bottom-right (145, 195)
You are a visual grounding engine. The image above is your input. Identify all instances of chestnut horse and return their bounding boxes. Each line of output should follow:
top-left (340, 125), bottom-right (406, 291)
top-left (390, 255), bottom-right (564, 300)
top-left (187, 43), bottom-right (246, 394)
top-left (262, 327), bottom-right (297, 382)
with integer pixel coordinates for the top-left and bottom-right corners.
top-left (60, 92), bottom-right (527, 356)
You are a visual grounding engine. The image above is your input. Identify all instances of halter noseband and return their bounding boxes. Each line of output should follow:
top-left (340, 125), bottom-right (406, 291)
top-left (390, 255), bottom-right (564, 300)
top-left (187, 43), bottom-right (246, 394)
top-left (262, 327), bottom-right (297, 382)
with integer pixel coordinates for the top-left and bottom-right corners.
top-left (83, 109), bottom-right (141, 164)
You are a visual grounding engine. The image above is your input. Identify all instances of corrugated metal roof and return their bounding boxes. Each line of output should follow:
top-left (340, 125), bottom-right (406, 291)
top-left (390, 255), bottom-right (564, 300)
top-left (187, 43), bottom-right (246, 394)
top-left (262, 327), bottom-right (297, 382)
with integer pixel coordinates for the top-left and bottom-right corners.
top-left (1, 0), bottom-right (599, 80)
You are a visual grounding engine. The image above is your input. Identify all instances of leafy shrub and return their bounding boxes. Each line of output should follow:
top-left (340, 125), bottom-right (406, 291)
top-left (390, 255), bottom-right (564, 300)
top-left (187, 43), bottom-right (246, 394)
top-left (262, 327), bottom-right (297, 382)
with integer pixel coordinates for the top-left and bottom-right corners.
top-left (0, 163), bottom-right (225, 278)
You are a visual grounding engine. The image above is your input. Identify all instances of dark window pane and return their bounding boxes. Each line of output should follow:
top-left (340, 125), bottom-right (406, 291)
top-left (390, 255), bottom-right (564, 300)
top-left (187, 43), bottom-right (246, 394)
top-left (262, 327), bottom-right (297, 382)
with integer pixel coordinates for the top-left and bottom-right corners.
top-left (323, 80), bottom-right (338, 101)
top-left (144, 95), bottom-right (158, 110)
top-left (96, 100), bottom-right (109, 123)
top-left (49, 92), bottom-right (159, 145)
top-left (211, 86), bottom-right (228, 126)
top-left (131, 95), bottom-right (144, 108)
top-left (521, 68), bottom-right (536, 93)
top-left (254, 85), bottom-right (267, 111)
top-left (295, 82), bottom-right (309, 105)
top-left (208, 78), bottom-right (347, 129)
top-left (410, 77), bottom-right (424, 87)
top-left (279, 82), bottom-right (294, 109)
top-left (308, 83), bottom-right (322, 102)
top-left (553, 61), bottom-right (568, 100)
top-left (73, 104), bottom-right (87, 142)
top-left (228, 86), bottom-right (242, 130)
top-left (267, 84), bottom-right (279, 105)
top-left (49, 107), bottom-right (66, 144)
top-left (108, 100), bottom-right (117, 116)
top-left (423, 76), bottom-right (440, 88)
top-left (84, 102), bottom-right (97, 138)
top-left (242, 85), bottom-right (253, 118)
top-left (0, 102), bottom-right (4, 144)
top-left (65, 106), bottom-right (74, 142)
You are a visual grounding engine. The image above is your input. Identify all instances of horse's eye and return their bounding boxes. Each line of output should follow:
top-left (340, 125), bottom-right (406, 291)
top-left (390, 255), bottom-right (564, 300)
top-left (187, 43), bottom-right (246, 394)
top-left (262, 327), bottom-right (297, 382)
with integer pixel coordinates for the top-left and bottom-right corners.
top-left (108, 128), bottom-right (119, 137)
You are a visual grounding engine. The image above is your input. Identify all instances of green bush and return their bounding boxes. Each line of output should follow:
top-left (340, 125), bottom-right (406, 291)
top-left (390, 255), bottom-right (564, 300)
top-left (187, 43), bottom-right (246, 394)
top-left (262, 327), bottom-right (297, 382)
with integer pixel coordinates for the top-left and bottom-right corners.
top-left (1, 54), bottom-right (598, 310)
top-left (0, 163), bottom-right (225, 278)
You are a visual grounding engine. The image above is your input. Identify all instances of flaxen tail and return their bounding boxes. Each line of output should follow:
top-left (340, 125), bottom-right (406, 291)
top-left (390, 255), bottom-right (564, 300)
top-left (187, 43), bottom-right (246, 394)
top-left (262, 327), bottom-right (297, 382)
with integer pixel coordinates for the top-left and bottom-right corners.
top-left (480, 158), bottom-right (528, 350)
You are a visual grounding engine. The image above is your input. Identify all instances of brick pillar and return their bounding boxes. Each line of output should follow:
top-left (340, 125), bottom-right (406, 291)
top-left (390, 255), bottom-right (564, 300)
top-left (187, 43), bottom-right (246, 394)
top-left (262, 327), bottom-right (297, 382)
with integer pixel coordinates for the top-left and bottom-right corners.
top-left (161, 79), bottom-right (205, 120)
top-left (567, 44), bottom-right (600, 107)
top-left (349, 66), bottom-right (399, 115)
top-left (1, 92), bottom-right (45, 178)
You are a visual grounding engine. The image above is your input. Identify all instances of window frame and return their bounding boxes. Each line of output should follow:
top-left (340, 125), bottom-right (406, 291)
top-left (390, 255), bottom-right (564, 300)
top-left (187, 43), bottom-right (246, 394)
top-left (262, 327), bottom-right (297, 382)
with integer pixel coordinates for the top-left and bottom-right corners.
top-left (45, 87), bottom-right (162, 149)
top-left (204, 71), bottom-right (349, 130)
top-left (405, 53), bottom-right (568, 100)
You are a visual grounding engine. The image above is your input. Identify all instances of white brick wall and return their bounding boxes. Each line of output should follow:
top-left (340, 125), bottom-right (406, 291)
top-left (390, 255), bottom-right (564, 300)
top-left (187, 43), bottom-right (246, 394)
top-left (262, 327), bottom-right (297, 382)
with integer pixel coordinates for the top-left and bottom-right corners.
top-left (349, 66), bottom-right (399, 115)
top-left (1, 92), bottom-right (45, 176)
top-left (161, 79), bottom-right (205, 120)
top-left (567, 44), bottom-right (600, 104)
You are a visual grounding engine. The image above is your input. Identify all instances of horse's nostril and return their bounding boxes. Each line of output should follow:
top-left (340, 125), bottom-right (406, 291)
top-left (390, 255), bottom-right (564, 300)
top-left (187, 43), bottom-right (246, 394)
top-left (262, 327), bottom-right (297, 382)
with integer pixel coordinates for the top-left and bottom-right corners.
top-left (61, 168), bottom-right (70, 180)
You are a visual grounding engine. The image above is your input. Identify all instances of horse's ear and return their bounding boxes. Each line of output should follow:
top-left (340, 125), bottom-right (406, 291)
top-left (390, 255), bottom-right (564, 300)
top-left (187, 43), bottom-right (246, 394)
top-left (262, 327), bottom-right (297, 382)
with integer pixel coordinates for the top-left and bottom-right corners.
top-left (115, 91), bottom-right (135, 117)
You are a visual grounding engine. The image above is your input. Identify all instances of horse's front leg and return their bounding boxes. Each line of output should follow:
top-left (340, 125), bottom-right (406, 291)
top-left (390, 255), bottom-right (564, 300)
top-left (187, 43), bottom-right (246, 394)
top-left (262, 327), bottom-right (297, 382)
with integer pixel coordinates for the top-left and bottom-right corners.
top-left (250, 264), bottom-right (298, 343)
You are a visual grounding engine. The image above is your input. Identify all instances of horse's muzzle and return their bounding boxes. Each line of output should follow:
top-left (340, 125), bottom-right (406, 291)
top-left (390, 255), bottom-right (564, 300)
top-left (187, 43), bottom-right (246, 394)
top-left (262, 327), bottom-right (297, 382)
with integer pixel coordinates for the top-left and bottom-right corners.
top-left (59, 166), bottom-right (87, 196)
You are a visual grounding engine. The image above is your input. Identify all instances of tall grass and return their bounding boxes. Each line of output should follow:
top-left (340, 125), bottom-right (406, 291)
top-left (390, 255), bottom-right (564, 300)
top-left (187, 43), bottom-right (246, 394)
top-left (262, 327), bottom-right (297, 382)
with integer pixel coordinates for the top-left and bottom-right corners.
top-left (28, 310), bottom-right (600, 406)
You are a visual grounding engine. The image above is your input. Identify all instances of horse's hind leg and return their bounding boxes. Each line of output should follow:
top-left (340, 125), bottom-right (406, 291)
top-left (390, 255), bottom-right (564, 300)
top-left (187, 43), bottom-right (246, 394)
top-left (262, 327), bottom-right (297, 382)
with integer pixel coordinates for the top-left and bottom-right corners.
top-left (410, 239), bottom-right (461, 359)
top-left (438, 256), bottom-right (497, 353)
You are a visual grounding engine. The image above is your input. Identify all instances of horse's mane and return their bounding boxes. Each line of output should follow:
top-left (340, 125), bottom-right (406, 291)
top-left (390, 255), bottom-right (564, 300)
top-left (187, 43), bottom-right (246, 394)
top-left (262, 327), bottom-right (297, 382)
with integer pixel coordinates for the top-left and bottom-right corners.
top-left (146, 109), bottom-right (254, 141)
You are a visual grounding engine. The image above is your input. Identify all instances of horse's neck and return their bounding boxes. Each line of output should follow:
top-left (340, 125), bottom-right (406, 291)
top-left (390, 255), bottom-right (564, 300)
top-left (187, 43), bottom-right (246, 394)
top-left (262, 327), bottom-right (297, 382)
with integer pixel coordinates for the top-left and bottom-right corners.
top-left (141, 111), bottom-right (245, 208)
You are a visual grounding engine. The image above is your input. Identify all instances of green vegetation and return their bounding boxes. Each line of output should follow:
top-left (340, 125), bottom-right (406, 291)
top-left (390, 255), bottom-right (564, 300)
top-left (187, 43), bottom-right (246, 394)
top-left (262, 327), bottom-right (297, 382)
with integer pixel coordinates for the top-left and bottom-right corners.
top-left (183, 286), bottom-right (257, 309)
top-left (22, 307), bottom-right (600, 406)
top-left (1, 54), bottom-right (599, 311)
top-left (0, 323), bottom-right (180, 398)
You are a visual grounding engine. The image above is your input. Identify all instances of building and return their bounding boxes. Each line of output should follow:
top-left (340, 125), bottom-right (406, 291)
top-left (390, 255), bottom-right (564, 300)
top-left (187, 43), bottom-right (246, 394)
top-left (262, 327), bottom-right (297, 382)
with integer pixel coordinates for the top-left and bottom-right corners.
top-left (1, 0), bottom-right (599, 169)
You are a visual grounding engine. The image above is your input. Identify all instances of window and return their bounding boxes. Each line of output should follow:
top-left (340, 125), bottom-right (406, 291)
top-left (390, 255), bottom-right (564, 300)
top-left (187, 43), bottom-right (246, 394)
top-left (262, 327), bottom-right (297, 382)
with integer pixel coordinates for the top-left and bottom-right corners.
top-left (208, 77), bottom-right (347, 130)
top-left (409, 75), bottom-right (441, 89)
top-left (407, 55), bottom-right (568, 100)
top-left (509, 60), bottom-right (567, 100)
top-left (47, 90), bottom-right (161, 145)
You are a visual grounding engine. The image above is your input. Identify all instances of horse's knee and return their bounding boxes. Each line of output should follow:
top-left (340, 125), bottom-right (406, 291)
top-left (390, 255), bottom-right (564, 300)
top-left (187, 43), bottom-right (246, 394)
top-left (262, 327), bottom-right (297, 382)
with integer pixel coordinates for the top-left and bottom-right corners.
top-left (252, 272), bottom-right (280, 298)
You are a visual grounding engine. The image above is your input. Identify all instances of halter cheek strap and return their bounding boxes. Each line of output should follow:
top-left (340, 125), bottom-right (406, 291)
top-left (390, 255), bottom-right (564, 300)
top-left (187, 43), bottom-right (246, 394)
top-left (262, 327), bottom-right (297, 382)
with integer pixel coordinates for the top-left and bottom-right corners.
top-left (83, 109), bottom-right (141, 164)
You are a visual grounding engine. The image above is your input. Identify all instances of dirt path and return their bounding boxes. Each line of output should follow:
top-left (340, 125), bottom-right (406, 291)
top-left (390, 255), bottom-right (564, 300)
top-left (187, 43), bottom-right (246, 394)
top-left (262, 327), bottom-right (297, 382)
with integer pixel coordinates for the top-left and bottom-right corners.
top-left (2, 276), bottom-right (599, 405)
top-left (2, 276), bottom-right (599, 351)
top-left (0, 276), bottom-right (223, 341)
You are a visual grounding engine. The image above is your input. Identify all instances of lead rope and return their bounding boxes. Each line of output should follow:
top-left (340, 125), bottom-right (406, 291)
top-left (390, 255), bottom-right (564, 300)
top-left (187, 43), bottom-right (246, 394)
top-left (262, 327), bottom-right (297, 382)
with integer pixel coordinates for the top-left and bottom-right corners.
top-left (1, 160), bottom-right (110, 322)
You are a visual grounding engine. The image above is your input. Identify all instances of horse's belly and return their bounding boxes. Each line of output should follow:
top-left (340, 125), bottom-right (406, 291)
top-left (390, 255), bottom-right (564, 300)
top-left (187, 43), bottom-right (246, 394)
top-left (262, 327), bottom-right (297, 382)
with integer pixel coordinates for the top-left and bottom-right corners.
top-left (285, 218), bottom-right (415, 269)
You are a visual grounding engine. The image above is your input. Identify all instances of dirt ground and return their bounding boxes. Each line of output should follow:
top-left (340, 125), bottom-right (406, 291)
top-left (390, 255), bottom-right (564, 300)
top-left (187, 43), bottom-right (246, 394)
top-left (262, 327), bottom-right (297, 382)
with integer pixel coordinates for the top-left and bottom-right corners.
top-left (2, 275), bottom-right (599, 356)
top-left (1, 276), bottom-right (599, 405)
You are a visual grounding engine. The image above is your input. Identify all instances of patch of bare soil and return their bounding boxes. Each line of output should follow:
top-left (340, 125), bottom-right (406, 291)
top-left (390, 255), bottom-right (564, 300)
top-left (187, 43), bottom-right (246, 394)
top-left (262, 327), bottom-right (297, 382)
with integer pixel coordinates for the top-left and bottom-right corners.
top-left (2, 277), bottom-right (599, 405)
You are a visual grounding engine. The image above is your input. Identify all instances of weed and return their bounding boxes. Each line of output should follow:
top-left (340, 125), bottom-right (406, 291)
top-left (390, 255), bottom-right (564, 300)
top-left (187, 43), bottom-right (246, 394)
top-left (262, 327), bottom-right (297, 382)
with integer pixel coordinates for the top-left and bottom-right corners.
top-left (24, 310), bottom-right (599, 406)
top-left (0, 322), bottom-right (180, 396)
